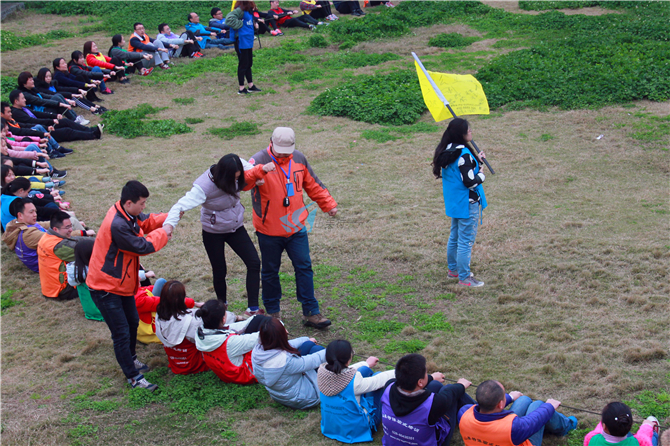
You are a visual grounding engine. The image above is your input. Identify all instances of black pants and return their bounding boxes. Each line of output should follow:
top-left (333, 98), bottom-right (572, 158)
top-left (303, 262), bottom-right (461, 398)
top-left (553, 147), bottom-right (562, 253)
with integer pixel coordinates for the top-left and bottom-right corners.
top-left (335, 1), bottom-right (363, 14)
top-left (281, 17), bottom-right (311, 29)
top-left (202, 226), bottom-right (260, 308)
top-left (234, 42), bottom-right (253, 86)
top-left (309, 2), bottom-right (333, 19)
top-left (181, 30), bottom-right (202, 58)
top-left (257, 21), bottom-right (271, 34)
top-left (51, 119), bottom-right (98, 142)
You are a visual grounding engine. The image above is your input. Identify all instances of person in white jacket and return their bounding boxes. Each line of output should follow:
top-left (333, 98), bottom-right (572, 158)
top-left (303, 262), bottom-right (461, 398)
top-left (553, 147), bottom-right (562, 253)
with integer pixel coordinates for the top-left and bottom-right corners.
top-left (251, 317), bottom-right (326, 409)
top-left (194, 299), bottom-right (266, 384)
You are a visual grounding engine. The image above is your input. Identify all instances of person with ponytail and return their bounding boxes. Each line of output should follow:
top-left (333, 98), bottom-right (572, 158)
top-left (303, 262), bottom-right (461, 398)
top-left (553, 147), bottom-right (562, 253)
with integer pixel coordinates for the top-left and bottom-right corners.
top-left (584, 402), bottom-right (660, 446)
top-left (317, 339), bottom-right (395, 443)
top-left (431, 118), bottom-right (488, 287)
top-left (251, 317), bottom-right (325, 409)
top-left (194, 299), bottom-right (267, 384)
top-left (155, 280), bottom-right (210, 375)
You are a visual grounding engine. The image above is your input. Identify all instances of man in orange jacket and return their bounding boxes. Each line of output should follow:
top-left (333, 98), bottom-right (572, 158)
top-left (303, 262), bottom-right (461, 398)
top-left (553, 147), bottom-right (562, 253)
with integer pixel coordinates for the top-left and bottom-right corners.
top-left (86, 181), bottom-right (173, 391)
top-left (248, 127), bottom-right (337, 329)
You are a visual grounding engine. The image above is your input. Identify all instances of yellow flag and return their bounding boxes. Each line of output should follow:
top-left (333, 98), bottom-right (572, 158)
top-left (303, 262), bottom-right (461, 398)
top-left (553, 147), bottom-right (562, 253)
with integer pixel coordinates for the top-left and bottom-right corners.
top-left (414, 62), bottom-right (489, 121)
top-left (231, 1), bottom-right (236, 11)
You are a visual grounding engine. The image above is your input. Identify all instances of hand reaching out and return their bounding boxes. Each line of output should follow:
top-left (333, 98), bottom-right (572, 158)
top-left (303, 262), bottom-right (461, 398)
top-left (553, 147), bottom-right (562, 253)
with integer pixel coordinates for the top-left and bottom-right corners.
top-left (431, 372), bottom-right (445, 383)
top-left (366, 356), bottom-right (379, 367)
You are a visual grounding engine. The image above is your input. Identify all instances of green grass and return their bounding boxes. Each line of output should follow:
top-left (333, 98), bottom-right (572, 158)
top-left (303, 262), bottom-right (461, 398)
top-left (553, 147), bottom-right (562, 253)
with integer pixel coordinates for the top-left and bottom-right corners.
top-left (429, 33), bottom-right (480, 49)
top-left (208, 121), bottom-right (261, 140)
top-left (172, 98), bottom-right (195, 105)
top-left (184, 117), bottom-right (204, 125)
top-left (101, 103), bottom-right (192, 139)
top-left (1, 290), bottom-right (20, 314)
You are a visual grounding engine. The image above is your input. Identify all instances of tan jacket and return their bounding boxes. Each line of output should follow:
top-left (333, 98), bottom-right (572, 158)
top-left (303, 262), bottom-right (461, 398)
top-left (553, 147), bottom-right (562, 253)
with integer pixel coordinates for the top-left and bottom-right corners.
top-left (1, 219), bottom-right (50, 250)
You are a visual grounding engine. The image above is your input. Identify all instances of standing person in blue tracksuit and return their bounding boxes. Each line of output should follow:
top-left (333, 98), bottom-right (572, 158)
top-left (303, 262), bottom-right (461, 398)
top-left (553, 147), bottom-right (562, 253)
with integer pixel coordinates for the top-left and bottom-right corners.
top-left (431, 118), bottom-right (488, 287)
top-left (226, 1), bottom-right (262, 95)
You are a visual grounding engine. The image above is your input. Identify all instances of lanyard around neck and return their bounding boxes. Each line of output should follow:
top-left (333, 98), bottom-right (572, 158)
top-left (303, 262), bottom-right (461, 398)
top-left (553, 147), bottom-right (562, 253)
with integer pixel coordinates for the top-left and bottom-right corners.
top-left (269, 153), bottom-right (291, 182)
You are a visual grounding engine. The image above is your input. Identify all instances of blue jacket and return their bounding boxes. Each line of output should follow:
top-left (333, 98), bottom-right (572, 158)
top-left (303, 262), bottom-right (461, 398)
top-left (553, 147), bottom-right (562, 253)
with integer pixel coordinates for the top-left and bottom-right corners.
top-left (237, 11), bottom-right (255, 50)
top-left (458, 395), bottom-right (556, 445)
top-left (441, 146), bottom-right (487, 219)
top-left (185, 22), bottom-right (223, 49)
top-left (1, 195), bottom-right (20, 231)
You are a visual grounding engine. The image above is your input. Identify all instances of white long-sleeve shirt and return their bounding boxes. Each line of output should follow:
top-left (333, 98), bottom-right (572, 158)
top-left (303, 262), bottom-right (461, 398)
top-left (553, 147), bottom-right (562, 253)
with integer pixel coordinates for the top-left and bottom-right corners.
top-left (350, 361), bottom-right (396, 404)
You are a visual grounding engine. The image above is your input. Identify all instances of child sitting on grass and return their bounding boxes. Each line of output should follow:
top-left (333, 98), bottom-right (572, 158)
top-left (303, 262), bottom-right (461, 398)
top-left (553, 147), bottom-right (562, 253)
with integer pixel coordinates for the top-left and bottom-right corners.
top-left (584, 402), bottom-right (660, 446)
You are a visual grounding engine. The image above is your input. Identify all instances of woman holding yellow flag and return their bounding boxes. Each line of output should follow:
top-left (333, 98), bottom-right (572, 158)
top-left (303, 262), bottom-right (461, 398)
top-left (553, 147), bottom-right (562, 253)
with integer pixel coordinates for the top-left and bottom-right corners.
top-left (432, 118), bottom-right (487, 287)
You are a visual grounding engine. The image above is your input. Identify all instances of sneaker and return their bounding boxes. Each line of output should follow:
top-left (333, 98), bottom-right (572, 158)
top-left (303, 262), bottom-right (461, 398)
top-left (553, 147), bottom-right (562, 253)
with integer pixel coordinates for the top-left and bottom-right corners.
top-left (646, 416), bottom-right (659, 434)
top-left (238, 88), bottom-right (249, 95)
top-left (560, 416), bottom-right (579, 437)
top-left (268, 311), bottom-right (282, 321)
top-left (309, 24), bottom-right (316, 30)
top-left (97, 123), bottom-right (104, 136)
top-left (57, 146), bottom-right (73, 154)
top-left (49, 151), bottom-right (65, 158)
top-left (74, 116), bottom-right (90, 125)
top-left (243, 308), bottom-right (266, 319)
top-left (140, 67), bottom-right (154, 76)
top-left (303, 313), bottom-right (332, 329)
top-left (52, 170), bottom-right (67, 179)
top-left (277, 31), bottom-right (284, 36)
top-left (134, 358), bottom-right (150, 374)
top-left (271, 29), bottom-right (280, 36)
top-left (119, 78), bottom-right (130, 84)
top-left (102, 88), bottom-right (114, 95)
top-left (128, 375), bottom-right (158, 392)
top-left (54, 180), bottom-right (66, 187)
top-left (317, 21), bottom-right (324, 25)
top-left (385, 1), bottom-right (395, 6)
top-left (248, 85), bottom-right (262, 92)
top-left (447, 269), bottom-right (458, 278)
top-left (160, 63), bottom-right (170, 70)
top-left (459, 275), bottom-right (484, 287)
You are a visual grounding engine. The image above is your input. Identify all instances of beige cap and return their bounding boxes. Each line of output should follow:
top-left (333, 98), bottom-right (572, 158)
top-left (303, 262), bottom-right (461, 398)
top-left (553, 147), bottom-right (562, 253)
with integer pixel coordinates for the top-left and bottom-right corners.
top-left (271, 127), bottom-right (295, 154)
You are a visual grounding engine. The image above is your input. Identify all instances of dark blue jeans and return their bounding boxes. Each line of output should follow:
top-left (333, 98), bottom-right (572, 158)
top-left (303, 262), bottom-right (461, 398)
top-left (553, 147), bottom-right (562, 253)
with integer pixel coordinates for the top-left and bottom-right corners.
top-left (256, 230), bottom-right (320, 316)
top-left (425, 381), bottom-right (477, 446)
top-left (90, 289), bottom-right (140, 379)
top-left (511, 396), bottom-right (572, 446)
top-left (297, 340), bottom-right (325, 356)
top-left (358, 366), bottom-right (385, 427)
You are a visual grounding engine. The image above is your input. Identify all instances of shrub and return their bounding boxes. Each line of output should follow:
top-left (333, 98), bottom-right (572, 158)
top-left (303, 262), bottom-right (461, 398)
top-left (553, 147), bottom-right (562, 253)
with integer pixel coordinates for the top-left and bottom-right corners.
top-left (308, 70), bottom-right (425, 126)
top-left (429, 33), bottom-right (480, 49)
top-left (101, 104), bottom-right (192, 138)
top-left (308, 35), bottom-right (329, 48)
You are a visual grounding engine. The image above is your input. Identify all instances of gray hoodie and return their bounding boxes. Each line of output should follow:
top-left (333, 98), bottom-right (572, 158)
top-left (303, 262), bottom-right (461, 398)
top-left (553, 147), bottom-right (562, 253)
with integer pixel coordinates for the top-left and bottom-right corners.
top-left (251, 337), bottom-right (326, 410)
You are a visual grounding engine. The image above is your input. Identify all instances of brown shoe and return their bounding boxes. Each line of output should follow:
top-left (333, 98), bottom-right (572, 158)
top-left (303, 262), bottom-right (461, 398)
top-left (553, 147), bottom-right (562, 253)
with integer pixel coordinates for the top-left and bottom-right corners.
top-left (302, 313), bottom-right (331, 329)
top-left (268, 311), bottom-right (282, 321)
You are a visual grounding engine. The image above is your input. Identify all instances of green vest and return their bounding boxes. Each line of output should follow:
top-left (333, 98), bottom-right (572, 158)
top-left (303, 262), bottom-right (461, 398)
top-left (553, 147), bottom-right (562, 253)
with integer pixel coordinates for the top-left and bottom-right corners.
top-left (589, 434), bottom-right (639, 446)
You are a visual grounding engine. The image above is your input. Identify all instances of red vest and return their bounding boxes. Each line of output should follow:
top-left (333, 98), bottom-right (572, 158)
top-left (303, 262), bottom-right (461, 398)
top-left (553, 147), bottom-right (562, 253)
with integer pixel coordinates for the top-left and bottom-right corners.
top-left (201, 335), bottom-right (257, 384)
top-left (460, 406), bottom-right (532, 446)
top-left (164, 339), bottom-right (210, 375)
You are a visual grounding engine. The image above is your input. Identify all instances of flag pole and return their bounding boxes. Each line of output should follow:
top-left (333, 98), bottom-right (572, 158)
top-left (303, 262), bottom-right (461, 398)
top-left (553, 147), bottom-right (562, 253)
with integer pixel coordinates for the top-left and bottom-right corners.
top-left (412, 52), bottom-right (495, 174)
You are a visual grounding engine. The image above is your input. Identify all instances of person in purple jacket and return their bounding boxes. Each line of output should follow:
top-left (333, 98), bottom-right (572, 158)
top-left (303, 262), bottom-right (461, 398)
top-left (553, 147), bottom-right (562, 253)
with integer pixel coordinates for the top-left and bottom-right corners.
top-left (458, 380), bottom-right (578, 446)
top-left (381, 354), bottom-right (475, 446)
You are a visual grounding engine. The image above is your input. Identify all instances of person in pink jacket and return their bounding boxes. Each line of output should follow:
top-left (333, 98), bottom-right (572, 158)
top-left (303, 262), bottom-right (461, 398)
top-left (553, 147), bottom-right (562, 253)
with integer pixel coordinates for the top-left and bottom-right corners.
top-left (584, 402), bottom-right (660, 446)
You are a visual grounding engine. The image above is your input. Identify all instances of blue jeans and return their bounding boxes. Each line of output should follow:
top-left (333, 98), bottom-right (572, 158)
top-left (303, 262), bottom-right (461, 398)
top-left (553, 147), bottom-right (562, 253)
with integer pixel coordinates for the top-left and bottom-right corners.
top-left (90, 290), bottom-right (140, 380)
top-left (256, 229), bottom-right (320, 316)
top-left (152, 278), bottom-right (167, 297)
top-left (91, 67), bottom-right (108, 91)
top-left (206, 37), bottom-right (234, 49)
top-left (297, 340), bottom-right (325, 356)
top-left (510, 396), bottom-right (572, 446)
top-left (31, 124), bottom-right (60, 155)
top-left (447, 201), bottom-right (480, 280)
top-left (358, 366), bottom-right (385, 427)
top-left (23, 143), bottom-right (53, 170)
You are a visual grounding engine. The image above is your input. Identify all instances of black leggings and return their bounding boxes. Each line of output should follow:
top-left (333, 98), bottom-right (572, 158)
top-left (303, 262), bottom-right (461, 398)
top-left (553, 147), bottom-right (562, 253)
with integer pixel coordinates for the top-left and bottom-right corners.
top-left (234, 43), bottom-right (253, 86)
top-left (281, 17), bottom-right (311, 29)
top-left (202, 226), bottom-right (260, 308)
top-left (308, 2), bottom-right (333, 20)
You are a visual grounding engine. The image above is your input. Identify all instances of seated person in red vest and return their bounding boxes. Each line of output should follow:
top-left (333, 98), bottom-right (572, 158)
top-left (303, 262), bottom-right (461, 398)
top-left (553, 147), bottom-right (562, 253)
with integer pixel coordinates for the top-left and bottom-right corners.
top-left (155, 280), bottom-right (210, 375)
top-left (1, 198), bottom-right (48, 272)
top-left (458, 380), bottom-right (577, 446)
top-left (37, 210), bottom-right (95, 300)
top-left (194, 299), bottom-right (268, 384)
top-left (381, 354), bottom-right (475, 446)
top-left (129, 22), bottom-right (171, 70)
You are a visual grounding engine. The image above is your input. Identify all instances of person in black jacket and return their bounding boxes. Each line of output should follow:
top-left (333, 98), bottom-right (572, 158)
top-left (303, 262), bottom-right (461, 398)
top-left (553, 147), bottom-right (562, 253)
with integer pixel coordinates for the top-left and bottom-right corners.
top-left (34, 68), bottom-right (105, 115)
top-left (17, 72), bottom-right (80, 122)
top-left (382, 354), bottom-right (475, 446)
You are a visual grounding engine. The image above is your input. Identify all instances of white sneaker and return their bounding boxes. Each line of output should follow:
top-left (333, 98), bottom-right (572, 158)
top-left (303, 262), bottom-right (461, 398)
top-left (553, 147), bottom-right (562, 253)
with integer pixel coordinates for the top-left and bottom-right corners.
top-left (75, 115), bottom-right (90, 125)
top-left (128, 375), bottom-right (158, 391)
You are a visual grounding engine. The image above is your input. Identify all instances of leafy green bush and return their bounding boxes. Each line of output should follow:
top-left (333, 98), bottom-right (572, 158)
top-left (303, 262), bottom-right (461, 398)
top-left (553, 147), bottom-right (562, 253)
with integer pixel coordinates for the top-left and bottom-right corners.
top-left (429, 33), bottom-right (480, 49)
top-left (101, 104), bottom-right (192, 138)
top-left (309, 70), bottom-right (425, 125)
top-left (1, 75), bottom-right (16, 103)
top-left (1, 290), bottom-right (20, 314)
top-left (208, 121), bottom-right (261, 139)
top-left (626, 390), bottom-right (670, 420)
top-left (308, 35), bottom-right (329, 48)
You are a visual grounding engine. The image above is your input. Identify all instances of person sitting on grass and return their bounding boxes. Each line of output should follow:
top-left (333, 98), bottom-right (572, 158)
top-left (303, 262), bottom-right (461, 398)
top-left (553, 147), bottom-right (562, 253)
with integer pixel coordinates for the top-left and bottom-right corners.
top-left (333, 1), bottom-right (366, 16)
top-left (269, 0), bottom-right (321, 31)
top-left (458, 380), bottom-right (578, 446)
top-left (2, 164), bottom-right (63, 194)
top-left (68, 51), bottom-right (115, 94)
top-left (186, 12), bottom-right (234, 51)
top-left (128, 22), bottom-right (172, 70)
top-left (584, 402), bottom-right (660, 446)
top-left (2, 157), bottom-right (54, 182)
top-left (34, 68), bottom-right (105, 116)
top-left (1, 198), bottom-right (48, 273)
top-left (156, 23), bottom-right (203, 59)
top-left (300, 0), bottom-right (338, 22)
top-left (52, 57), bottom-right (104, 100)
top-left (83, 41), bottom-right (130, 84)
top-left (155, 280), bottom-right (211, 375)
top-left (134, 275), bottom-right (173, 345)
top-left (107, 35), bottom-right (154, 76)
top-left (318, 339), bottom-right (396, 443)
top-left (209, 7), bottom-right (234, 39)
top-left (37, 210), bottom-right (95, 301)
top-left (381, 353), bottom-right (475, 446)
top-left (17, 71), bottom-right (81, 123)
top-left (194, 299), bottom-right (267, 384)
top-left (251, 317), bottom-right (326, 409)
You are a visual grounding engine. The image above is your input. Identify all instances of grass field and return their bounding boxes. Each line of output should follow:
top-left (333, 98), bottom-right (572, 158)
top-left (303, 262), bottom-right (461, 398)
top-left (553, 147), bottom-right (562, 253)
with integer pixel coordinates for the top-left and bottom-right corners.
top-left (1, 2), bottom-right (669, 445)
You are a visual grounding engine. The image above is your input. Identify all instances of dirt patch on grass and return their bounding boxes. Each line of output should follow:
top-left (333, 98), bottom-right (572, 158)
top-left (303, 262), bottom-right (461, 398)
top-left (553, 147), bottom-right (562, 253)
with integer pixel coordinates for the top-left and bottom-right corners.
top-left (480, 0), bottom-right (622, 16)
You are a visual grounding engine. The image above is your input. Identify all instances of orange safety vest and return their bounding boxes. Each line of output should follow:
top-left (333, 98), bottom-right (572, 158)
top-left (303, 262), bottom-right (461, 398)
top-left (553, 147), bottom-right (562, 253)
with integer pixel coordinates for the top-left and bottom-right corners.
top-left (459, 406), bottom-right (532, 446)
top-left (201, 335), bottom-right (257, 384)
top-left (36, 233), bottom-right (68, 298)
top-left (128, 33), bottom-right (151, 53)
top-left (164, 339), bottom-right (210, 375)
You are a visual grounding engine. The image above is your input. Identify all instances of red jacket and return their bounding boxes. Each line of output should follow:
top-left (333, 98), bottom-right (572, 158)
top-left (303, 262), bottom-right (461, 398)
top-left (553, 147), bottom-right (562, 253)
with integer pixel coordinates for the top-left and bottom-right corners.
top-left (86, 53), bottom-right (116, 70)
top-left (248, 147), bottom-right (337, 237)
top-left (135, 285), bottom-right (195, 325)
top-left (86, 202), bottom-right (168, 296)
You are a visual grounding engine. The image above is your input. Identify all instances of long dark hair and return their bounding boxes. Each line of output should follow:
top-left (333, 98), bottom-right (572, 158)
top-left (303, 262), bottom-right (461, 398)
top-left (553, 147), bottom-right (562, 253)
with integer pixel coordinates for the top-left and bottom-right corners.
top-left (195, 299), bottom-right (228, 329)
top-left (259, 318), bottom-right (300, 355)
top-left (73, 238), bottom-right (95, 284)
top-left (325, 339), bottom-right (353, 374)
top-left (431, 118), bottom-right (470, 179)
top-left (53, 58), bottom-right (66, 72)
top-left (69, 51), bottom-right (85, 68)
top-left (156, 280), bottom-right (189, 322)
top-left (210, 154), bottom-right (246, 196)
top-left (83, 41), bottom-right (95, 56)
top-left (3, 177), bottom-right (31, 196)
top-left (1, 164), bottom-right (15, 188)
top-left (109, 34), bottom-right (123, 57)
top-left (601, 402), bottom-right (633, 437)
top-left (35, 68), bottom-right (52, 89)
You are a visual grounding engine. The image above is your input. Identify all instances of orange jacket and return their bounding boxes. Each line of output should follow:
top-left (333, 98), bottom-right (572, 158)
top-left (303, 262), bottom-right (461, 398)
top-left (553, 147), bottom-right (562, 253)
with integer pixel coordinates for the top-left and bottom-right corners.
top-left (37, 233), bottom-right (69, 298)
top-left (86, 202), bottom-right (168, 296)
top-left (247, 147), bottom-right (337, 237)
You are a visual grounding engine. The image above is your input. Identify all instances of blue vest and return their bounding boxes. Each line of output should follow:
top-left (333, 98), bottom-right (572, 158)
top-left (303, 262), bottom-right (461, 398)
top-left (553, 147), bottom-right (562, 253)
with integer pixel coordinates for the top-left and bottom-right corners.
top-left (320, 377), bottom-right (377, 443)
top-left (238, 11), bottom-right (255, 49)
top-left (1, 195), bottom-right (19, 230)
top-left (441, 146), bottom-right (487, 219)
